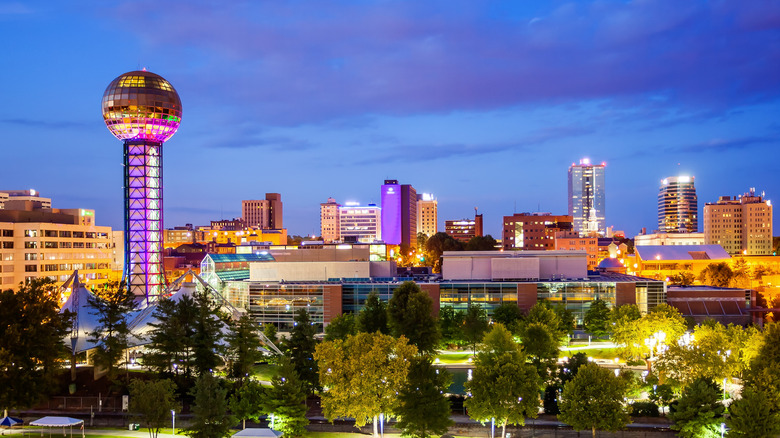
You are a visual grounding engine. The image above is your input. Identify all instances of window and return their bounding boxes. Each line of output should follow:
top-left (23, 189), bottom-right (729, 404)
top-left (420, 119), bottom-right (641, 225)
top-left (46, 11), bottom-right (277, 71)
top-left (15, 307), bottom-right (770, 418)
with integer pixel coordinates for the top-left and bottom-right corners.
top-left (24, 241), bottom-right (38, 249)
top-left (24, 265), bottom-right (37, 272)
top-left (2, 242), bottom-right (12, 249)
top-left (2, 230), bottom-right (12, 237)
top-left (60, 242), bottom-right (72, 248)
top-left (44, 264), bottom-right (58, 272)
top-left (73, 242), bottom-right (85, 249)
top-left (59, 231), bottom-right (72, 238)
top-left (44, 242), bottom-right (58, 249)
top-left (86, 232), bottom-right (96, 239)
top-left (24, 230), bottom-right (38, 237)
top-left (24, 253), bottom-right (37, 261)
top-left (73, 231), bottom-right (84, 238)
top-left (44, 230), bottom-right (58, 237)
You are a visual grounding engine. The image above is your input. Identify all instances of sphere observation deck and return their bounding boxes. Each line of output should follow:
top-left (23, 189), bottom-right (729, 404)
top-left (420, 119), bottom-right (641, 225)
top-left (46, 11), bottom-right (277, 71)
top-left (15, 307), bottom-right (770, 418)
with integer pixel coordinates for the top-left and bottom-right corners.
top-left (102, 70), bottom-right (182, 142)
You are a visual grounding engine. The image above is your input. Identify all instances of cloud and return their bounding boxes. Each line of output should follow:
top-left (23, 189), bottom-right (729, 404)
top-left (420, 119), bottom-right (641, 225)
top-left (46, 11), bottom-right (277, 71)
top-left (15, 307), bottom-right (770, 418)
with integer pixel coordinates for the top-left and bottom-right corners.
top-left (207, 135), bottom-right (315, 151)
top-left (92, 0), bottom-right (780, 126)
top-left (356, 124), bottom-right (593, 164)
top-left (0, 118), bottom-right (91, 130)
top-left (670, 135), bottom-right (780, 153)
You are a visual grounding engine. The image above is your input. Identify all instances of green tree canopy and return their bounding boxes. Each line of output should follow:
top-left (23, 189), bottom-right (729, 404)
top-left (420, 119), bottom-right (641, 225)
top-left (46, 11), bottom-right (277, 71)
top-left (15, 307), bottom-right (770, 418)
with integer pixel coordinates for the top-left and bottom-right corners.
top-left (464, 235), bottom-right (498, 251)
top-left (285, 309), bottom-right (319, 393)
top-left (668, 272), bottom-right (696, 286)
top-left (491, 303), bottom-right (523, 333)
top-left (87, 281), bottom-right (136, 382)
top-left (462, 303), bottom-right (489, 353)
top-left (387, 281), bottom-right (441, 355)
top-left (424, 232), bottom-right (463, 272)
top-left (0, 278), bottom-right (71, 410)
top-left (438, 305), bottom-right (464, 346)
top-left (314, 332), bottom-right (417, 437)
top-left (395, 357), bottom-right (454, 438)
top-left (186, 374), bottom-right (235, 438)
top-left (356, 291), bottom-right (389, 335)
top-left (225, 314), bottom-right (265, 384)
top-left (583, 298), bottom-right (611, 338)
top-left (726, 387), bottom-right (780, 438)
top-left (229, 379), bottom-right (265, 430)
top-left (669, 378), bottom-right (724, 438)
top-left (324, 313), bottom-right (356, 341)
top-left (558, 363), bottom-right (631, 438)
top-left (744, 322), bottom-right (780, 408)
top-left (698, 262), bottom-right (734, 287)
top-left (129, 379), bottom-right (179, 438)
top-left (465, 324), bottom-right (540, 438)
top-left (264, 357), bottom-right (309, 438)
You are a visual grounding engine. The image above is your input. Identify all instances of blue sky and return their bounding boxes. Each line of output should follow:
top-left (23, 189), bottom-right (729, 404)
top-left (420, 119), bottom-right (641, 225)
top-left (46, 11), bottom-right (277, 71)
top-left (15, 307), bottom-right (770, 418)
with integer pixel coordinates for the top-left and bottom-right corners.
top-left (1, 0), bottom-right (778, 238)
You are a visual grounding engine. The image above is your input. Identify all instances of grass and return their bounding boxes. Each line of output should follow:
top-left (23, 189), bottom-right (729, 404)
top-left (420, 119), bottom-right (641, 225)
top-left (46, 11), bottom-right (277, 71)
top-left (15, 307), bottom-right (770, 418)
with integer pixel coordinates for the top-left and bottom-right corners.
top-left (560, 346), bottom-right (621, 360)
top-left (252, 363), bottom-right (280, 381)
top-left (434, 352), bottom-right (472, 364)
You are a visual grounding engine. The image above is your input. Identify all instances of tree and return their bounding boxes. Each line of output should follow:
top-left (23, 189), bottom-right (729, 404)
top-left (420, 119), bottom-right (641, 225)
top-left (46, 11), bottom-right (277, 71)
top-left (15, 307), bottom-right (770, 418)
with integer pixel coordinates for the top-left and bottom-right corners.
top-left (698, 262), bottom-right (734, 287)
top-left (726, 387), bottom-right (780, 438)
top-left (438, 305), bottom-right (464, 346)
top-left (264, 357), bottom-right (309, 438)
top-left (610, 304), bottom-right (685, 363)
top-left (465, 235), bottom-right (498, 251)
top-left (145, 291), bottom-right (225, 389)
top-left (0, 278), bottom-right (71, 410)
top-left (424, 232), bottom-right (463, 273)
top-left (387, 281), bottom-right (441, 355)
top-left (395, 358), bottom-right (454, 438)
top-left (229, 379), bottom-right (265, 430)
top-left (491, 303), bottom-right (522, 333)
top-left (263, 323), bottom-right (279, 345)
top-left (87, 281), bottom-right (136, 382)
top-left (609, 304), bottom-right (643, 361)
top-left (285, 309), bottom-right (319, 393)
top-left (314, 332), bottom-right (417, 437)
top-left (462, 303), bottom-right (489, 353)
top-left (465, 324), bottom-right (540, 438)
top-left (744, 322), bottom-right (780, 408)
top-left (186, 373), bottom-right (235, 438)
top-left (648, 383), bottom-right (675, 415)
top-left (583, 299), bottom-right (610, 338)
top-left (129, 379), bottom-right (179, 438)
top-left (225, 314), bottom-right (264, 384)
top-left (324, 313), bottom-right (356, 341)
top-left (558, 363), bottom-right (631, 438)
top-left (524, 303), bottom-right (566, 344)
top-left (669, 378), bottom-right (724, 438)
top-left (668, 272), bottom-right (696, 286)
top-left (357, 291), bottom-right (389, 334)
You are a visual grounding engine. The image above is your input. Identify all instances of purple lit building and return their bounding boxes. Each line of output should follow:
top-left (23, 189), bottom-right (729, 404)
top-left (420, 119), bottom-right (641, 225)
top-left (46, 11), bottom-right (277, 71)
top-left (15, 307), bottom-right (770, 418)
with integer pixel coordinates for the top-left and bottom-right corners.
top-left (102, 70), bottom-right (182, 300)
top-left (380, 180), bottom-right (418, 248)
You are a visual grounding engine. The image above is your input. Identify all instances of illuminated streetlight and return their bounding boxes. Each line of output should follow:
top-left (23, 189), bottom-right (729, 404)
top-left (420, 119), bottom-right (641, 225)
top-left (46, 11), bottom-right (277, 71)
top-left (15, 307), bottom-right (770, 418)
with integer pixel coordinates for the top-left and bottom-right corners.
top-left (172, 410), bottom-right (176, 436)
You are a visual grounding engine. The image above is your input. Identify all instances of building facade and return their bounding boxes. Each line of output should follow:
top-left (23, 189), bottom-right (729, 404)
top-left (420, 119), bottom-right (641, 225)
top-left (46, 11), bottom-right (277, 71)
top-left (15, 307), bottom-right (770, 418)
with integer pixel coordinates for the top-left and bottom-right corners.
top-left (704, 189), bottom-right (773, 255)
top-left (568, 158), bottom-right (606, 236)
top-left (242, 193), bottom-right (283, 229)
top-left (339, 204), bottom-right (382, 243)
top-left (0, 209), bottom-right (112, 288)
top-left (502, 213), bottom-right (573, 250)
top-left (380, 180), bottom-right (417, 248)
top-left (320, 197), bottom-right (340, 243)
top-left (554, 231), bottom-right (599, 270)
top-left (445, 214), bottom-right (483, 242)
top-left (634, 232), bottom-right (705, 247)
top-left (416, 193), bottom-right (438, 237)
top-left (658, 176), bottom-right (698, 233)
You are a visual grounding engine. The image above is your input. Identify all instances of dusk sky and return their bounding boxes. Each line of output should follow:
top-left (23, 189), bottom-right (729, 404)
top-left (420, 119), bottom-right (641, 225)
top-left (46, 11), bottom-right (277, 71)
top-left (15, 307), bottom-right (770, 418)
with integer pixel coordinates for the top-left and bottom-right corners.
top-left (1, 0), bottom-right (779, 238)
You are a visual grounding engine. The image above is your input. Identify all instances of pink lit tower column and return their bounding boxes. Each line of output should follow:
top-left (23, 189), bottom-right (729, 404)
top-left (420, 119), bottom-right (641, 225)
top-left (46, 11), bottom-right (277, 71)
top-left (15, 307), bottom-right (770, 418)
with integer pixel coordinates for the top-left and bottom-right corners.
top-left (101, 71), bottom-right (182, 301)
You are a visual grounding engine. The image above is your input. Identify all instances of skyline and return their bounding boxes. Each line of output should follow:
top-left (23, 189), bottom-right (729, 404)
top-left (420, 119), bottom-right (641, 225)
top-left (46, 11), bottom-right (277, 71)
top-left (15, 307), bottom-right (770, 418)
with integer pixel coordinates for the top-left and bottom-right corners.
top-left (1, 1), bottom-right (779, 238)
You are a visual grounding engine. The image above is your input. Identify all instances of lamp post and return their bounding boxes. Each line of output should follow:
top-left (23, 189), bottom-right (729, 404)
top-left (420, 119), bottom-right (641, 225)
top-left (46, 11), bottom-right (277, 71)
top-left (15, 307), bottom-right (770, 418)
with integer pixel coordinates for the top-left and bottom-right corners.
top-left (172, 410), bottom-right (175, 436)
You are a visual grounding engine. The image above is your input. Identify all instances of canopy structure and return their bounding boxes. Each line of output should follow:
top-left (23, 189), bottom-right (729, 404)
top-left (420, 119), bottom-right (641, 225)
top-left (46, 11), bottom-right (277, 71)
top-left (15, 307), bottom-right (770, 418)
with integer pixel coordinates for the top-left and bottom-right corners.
top-left (59, 273), bottom-right (101, 353)
top-left (231, 428), bottom-right (283, 438)
top-left (30, 417), bottom-right (83, 427)
top-left (0, 416), bottom-right (22, 427)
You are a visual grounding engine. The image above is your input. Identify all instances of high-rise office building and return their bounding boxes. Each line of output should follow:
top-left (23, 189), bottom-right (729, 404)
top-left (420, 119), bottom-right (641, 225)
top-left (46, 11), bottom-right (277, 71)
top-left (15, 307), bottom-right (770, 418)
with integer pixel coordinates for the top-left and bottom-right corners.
top-left (381, 180), bottom-right (417, 248)
top-left (320, 197), bottom-right (341, 243)
top-left (568, 159), bottom-right (606, 236)
top-left (704, 189), bottom-right (773, 255)
top-left (103, 70), bottom-right (182, 300)
top-left (658, 176), bottom-right (698, 233)
top-left (340, 203), bottom-right (382, 243)
top-left (242, 193), bottom-right (283, 229)
top-left (417, 193), bottom-right (438, 237)
top-left (502, 213), bottom-right (573, 250)
top-left (0, 189), bottom-right (52, 210)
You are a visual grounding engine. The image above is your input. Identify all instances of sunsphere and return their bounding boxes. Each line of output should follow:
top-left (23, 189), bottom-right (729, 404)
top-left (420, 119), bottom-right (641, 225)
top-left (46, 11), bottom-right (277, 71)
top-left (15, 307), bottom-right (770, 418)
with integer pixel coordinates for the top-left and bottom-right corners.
top-left (102, 70), bottom-right (182, 142)
top-left (102, 70), bottom-right (182, 300)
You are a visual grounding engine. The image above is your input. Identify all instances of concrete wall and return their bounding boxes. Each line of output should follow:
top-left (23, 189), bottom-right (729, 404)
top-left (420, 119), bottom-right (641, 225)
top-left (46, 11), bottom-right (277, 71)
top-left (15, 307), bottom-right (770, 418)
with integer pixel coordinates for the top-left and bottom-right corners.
top-left (250, 261), bottom-right (370, 282)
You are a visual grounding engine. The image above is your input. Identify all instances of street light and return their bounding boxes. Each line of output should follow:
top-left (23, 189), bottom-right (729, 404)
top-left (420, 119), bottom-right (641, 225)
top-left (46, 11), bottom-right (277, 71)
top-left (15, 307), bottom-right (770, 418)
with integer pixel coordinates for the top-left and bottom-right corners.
top-left (172, 410), bottom-right (176, 436)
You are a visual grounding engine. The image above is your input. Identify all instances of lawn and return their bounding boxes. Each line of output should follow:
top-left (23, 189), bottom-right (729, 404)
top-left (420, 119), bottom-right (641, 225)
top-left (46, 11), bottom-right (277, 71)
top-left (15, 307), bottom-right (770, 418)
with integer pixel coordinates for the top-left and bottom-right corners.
top-left (560, 346), bottom-right (621, 360)
top-left (252, 363), bottom-right (280, 382)
top-left (434, 351), bottom-right (472, 364)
